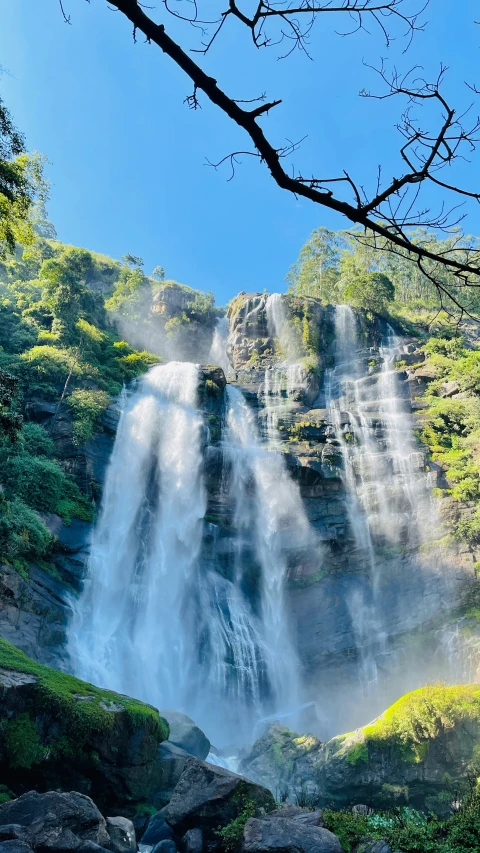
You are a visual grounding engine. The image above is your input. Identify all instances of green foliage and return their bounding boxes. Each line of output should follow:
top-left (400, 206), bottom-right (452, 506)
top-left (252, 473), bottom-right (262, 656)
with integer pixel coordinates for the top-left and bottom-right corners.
top-left (67, 388), bottom-right (110, 445)
top-left (1, 94), bottom-right (48, 258)
top-left (20, 421), bottom-right (55, 456)
top-left (419, 339), bottom-right (480, 516)
top-left (105, 264), bottom-right (149, 319)
top-left (346, 740), bottom-right (369, 766)
top-left (323, 789), bottom-right (480, 852)
top-left (40, 247), bottom-right (105, 341)
top-left (0, 368), bottom-right (22, 440)
top-left (0, 497), bottom-right (52, 563)
top-left (216, 799), bottom-right (257, 853)
top-left (287, 227), bottom-right (344, 301)
top-left (4, 712), bottom-right (45, 769)
top-left (1, 454), bottom-right (65, 512)
top-left (343, 271), bottom-right (395, 313)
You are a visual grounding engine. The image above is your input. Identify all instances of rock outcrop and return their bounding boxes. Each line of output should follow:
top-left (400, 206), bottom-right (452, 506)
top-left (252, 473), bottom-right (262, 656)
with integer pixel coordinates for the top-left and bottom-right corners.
top-left (160, 711), bottom-right (211, 761)
top-left (240, 684), bottom-right (480, 814)
top-left (241, 814), bottom-right (342, 853)
top-left (160, 756), bottom-right (275, 851)
top-left (0, 638), bottom-right (169, 812)
top-left (0, 791), bottom-right (111, 852)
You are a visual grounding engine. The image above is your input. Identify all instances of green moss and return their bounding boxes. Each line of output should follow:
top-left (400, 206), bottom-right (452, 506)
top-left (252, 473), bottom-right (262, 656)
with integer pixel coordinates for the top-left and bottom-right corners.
top-left (346, 740), bottom-right (369, 766)
top-left (0, 637), bottom-right (169, 752)
top-left (363, 684), bottom-right (480, 764)
top-left (205, 378), bottom-right (223, 399)
top-left (4, 712), bottom-right (45, 769)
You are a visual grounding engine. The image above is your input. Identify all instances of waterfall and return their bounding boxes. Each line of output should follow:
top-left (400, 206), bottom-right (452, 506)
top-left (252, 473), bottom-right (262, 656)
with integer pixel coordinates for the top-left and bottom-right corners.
top-left (208, 316), bottom-right (232, 376)
top-left (328, 305), bottom-right (438, 690)
top-left (68, 358), bottom-right (313, 745)
top-left (262, 293), bottom-right (306, 442)
top-left (68, 362), bottom-right (207, 709)
top-left (224, 385), bottom-right (309, 717)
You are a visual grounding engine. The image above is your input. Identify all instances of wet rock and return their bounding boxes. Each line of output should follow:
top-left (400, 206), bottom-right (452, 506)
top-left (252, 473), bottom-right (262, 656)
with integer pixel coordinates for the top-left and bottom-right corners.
top-left (151, 842), bottom-right (177, 853)
top-left (154, 742), bottom-right (192, 808)
top-left (182, 828), bottom-right (203, 853)
top-left (0, 791), bottom-right (110, 851)
top-left (241, 816), bottom-right (342, 853)
top-left (0, 842), bottom-right (33, 853)
top-left (141, 813), bottom-right (175, 847)
top-left (0, 564), bottom-right (69, 666)
top-left (160, 711), bottom-right (210, 760)
top-left (106, 818), bottom-right (136, 853)
top-left (161, 756), bottom-right (275, 848)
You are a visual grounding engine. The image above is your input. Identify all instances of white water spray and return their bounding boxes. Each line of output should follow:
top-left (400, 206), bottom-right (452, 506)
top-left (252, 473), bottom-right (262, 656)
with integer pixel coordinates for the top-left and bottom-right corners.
top-left (208, 316), bottom-right (232, 377)
top-left (68, 354), bottom-right (317, 744)
top-left (327, 305), bottom-right (438, 690)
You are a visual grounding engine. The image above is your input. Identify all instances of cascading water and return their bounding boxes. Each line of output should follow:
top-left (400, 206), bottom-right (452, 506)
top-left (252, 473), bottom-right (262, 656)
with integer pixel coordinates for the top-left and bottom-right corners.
top-left (224, 385), bottom-right (312, 719)
top-left (261, 294), bottom-right (306, 443)
top-left (327, 305), bottom-right (439, 690)
top-left (208, 316), bottom-right (232, 377)
top-left (68, 350), bottom-right (315, 744)
top-left (68, 362), bottom-right (207, 708)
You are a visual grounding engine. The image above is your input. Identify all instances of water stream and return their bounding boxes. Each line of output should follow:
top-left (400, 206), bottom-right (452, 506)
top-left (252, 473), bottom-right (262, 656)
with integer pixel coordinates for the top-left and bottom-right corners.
top-left (68, 355), bottom-right (313, 745)
top-left (326, 305), bottom-right (438, 690)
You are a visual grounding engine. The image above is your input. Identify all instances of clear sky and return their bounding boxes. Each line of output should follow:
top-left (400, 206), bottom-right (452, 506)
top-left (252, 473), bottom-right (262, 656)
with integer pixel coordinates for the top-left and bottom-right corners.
top-left (1, 1), bottom-right (479, 304)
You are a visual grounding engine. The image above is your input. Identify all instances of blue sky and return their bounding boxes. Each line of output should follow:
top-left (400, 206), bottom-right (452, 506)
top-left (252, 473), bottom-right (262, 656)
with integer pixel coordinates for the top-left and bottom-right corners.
top-left (1, 1), bottom-right (479, 304)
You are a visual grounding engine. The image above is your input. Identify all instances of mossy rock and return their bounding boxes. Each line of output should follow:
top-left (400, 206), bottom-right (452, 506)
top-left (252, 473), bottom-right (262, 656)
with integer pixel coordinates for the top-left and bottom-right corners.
top-left (239, 686), bottom-right (480, 815)
top-left (316, 684), bottom-right (480, 812)
top-left (0, 637), bottom-right (169, 811)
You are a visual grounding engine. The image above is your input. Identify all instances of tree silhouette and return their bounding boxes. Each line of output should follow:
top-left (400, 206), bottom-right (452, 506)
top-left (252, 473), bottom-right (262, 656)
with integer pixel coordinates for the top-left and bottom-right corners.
top-left (61, 1), bottom-right (480, 319)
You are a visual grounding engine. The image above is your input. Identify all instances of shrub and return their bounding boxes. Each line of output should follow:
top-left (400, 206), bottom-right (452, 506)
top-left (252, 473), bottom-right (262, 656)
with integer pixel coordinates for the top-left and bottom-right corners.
top-left (67, 388), bottom-right (110, 446)
top-left (0, 498), bottom-right (52, 562)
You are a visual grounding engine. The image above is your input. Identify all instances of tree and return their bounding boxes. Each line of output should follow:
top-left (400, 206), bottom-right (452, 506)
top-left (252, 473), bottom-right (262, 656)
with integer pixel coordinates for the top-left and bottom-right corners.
top-left (343, 271), bottom-right (395, 313)
top-left (287, 227), bottom-right (344, 302)
top-left (0, 369), bottom-right (22, 442)
top-left (121, 253), bottom-right (144, 269)
top-left (152, 265), bottom-right (165, 282)
top-left (59, 0), bottom-right (480, 320)
top-left (0, 97), bottom-right (48, 257)
top-left (40, 247), bottom-right (104, 340)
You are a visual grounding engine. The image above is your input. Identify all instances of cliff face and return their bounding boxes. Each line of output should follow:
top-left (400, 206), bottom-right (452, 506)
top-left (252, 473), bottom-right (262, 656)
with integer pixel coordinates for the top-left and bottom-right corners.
top-left (5, 290), bottom-right (479, 740)
top-left (216, 293), bottom-right (479, 733)
top-left (0, 397), bottom-right (120, 667)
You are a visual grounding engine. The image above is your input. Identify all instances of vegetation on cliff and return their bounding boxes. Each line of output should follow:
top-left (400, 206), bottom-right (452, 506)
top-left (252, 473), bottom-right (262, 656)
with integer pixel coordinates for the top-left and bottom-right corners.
top-left (287, 226), bottom-right (480, 322)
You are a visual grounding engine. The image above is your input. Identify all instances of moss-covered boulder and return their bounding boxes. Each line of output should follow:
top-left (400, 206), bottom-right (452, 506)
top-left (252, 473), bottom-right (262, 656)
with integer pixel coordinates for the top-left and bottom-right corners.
top-left (241, 686), bottom-right (480, 814)
top-left (0, 638), bottom-right (169, 811)
top-left (316, 684), bottom-right (480, 812)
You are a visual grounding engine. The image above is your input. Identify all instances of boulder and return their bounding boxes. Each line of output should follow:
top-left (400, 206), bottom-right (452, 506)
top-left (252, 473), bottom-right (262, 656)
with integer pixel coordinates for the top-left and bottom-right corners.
top-left (182, 829), bottom-right (202, 853)
top-left (241, 816), bottom-right (342, 853)
top-left (153, 742), bottom-right (192, 809)
top-left (161, 756), bottom-right (275, 848)
top-left (0, 791), bottom-right (110, 851)
top-left (140, 813), bottom-right (175, 847)
top-left (0, 843), bottom-right (33, 853)
top-left (106, 818), bottom-right (136, 853)
top-left (238, 725), bottom-right (321, 794)
top-left (160, 711), bottom-right (210, 760)
top-left (312, 684), bottom-right (480, 813)
top-left (239, 685), bottom-right (480, 814)
top-left (151, 843), bottom-right (176, 853)
top-left (0, 638), bottom-right (169, 812)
